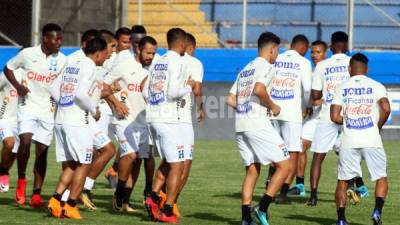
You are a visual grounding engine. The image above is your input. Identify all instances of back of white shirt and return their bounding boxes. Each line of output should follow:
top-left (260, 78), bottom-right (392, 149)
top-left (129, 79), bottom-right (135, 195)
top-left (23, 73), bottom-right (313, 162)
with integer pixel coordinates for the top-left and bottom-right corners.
top-left (6, 45), bottom-right (67, 120)
top-left (180, 53), bottom-right (204, 123)
top-left (269, 50), bottom-right (312, 122)
top-left (229, 57), bottom-right (274, 132)
top-left (332, 75), bottom-right (387, 148)
top-left (146, 50), bottom-right (186, 124)
top-left (0, 70), bottom-right (22, 124)
top-left (56, 57), bottom-right (97, 127)
top-left (311, 53), bottom-right (350, 123)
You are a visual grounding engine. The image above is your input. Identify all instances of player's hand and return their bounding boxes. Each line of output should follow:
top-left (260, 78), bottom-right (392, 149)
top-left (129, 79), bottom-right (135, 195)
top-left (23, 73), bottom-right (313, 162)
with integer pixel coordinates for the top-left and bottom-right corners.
top-left (197, 108), bottom-right (206, 122)
top-left (111, 81), bottom-right (121, 93)
top-left (186, 76), bottom-right (196, 89)
top-left (270, 104), bottom-right (281, 117)
top-left (313, 99), bottom-right (323, 106)
top-left (93, 108), bottom-right (101, 121)
top-left (114, 101), bottom-right (129, 119)
top-left (303, 107), bottom-right (313, 118)
top-left (17, 84), bottom-right (30, 96)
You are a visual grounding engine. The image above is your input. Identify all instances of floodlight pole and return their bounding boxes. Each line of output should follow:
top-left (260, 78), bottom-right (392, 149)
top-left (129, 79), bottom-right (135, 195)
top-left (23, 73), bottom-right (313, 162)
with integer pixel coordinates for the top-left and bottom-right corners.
top-left (347, 0), bottom-right (354, 51)
top-left (32, 0), bottom-right (41, 46)
top-left (241, 0), bottom-right (247, 48)
top-left (138, 0), bottom-right (143, 25)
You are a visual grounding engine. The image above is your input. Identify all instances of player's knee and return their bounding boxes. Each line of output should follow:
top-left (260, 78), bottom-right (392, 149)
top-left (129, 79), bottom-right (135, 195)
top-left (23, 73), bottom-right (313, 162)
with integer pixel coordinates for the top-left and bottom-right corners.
top-left (2, 138), bottom-right (15, 150)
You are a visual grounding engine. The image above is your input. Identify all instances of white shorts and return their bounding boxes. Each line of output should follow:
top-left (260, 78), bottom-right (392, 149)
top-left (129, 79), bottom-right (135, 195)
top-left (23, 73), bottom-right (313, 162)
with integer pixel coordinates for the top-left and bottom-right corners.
top-left (55, 124), bottom-right (94, 164)
top-left (236, 128), bottom-right (290, 166)
top-left (338, 148), bottom-right (387, 181)
top-left (302, 117), bottom-right (318, 141)
top-left (311, 122), bottom-right (340, 153)
top-left (149, 123), bottom-right (185, 163)
top-left (0, 121), bottom-right (20, 153)
top-left (271, 120), bottom-right (302, 152)
top-left (96, 113), bottom-right (116, 139)
top-left (181, 123), bottom-right (194, 160)
top-left (18, 112), bottom-right (54, 146)
top-left (148, 125), bottom-right (154, 146)
top-left (115, 123), bottom-right (149, 159)
top-left (90, 123), bottom-right (111, 150)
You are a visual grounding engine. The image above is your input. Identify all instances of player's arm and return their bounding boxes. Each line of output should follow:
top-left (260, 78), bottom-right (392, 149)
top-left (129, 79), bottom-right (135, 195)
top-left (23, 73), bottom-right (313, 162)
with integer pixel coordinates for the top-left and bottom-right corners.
top-left (311, 64), bottom-right (324, 105)
top-left (103, 63), bottom-right (129, 118)
top-left (254, 82), bottom-right (280, 116)
top-left (330, 104), bottom-right (343, 125)
top-left (225, 93), bottom-right (237, 109)
top-left (75, 74), bottom-right (100, 121)
top-left (3, 51), bottom-right (30, 96)
top-left (50, 74), bottom-right (63, 102)
top-left (167, 62), bottom-right (194, 99)
top-left (377, 98), bottom-right (391, 130)
top-left (193, 62), bottom-right (205, 122)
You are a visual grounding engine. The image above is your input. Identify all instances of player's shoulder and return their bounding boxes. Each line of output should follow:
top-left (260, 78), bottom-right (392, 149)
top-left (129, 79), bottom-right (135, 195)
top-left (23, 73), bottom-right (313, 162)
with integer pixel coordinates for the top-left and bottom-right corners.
top-left (365, 76), bottom-right (385, 89)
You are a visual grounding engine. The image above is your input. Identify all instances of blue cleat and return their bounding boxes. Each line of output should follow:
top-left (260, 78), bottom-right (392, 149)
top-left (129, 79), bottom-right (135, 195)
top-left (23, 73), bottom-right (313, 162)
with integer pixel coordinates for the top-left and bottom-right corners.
top-left (240, 220), bottom-right (258, 225)
top-left (288, 184), bottom-right (306, 197)
top-left (372, 209), bottom-right (382, 225)
top-left (254, 206), bottom-right (269, 225)
top-left (356, 185), bottom-right (369, 198)
top-left (336, 220), bottom-right (347, 225)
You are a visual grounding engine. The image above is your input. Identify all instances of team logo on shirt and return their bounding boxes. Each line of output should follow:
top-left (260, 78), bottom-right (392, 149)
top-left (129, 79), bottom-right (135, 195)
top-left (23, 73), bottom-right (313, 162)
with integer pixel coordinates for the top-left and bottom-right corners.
top-left (343, 87), bottom-right (374, 129)
top-left (49, 57), bottom-right (58, 72)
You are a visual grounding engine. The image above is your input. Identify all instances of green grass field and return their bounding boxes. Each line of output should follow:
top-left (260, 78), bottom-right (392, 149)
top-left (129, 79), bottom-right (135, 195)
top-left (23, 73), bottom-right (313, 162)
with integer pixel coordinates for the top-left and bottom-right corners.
top-left (0, 140), bottom-right (399, 225)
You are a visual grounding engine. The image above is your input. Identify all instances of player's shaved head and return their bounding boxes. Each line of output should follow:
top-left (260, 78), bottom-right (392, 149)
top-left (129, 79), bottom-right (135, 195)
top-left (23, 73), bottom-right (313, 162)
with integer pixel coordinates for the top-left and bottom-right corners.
top-left (185, 33), bottom-right (196, 56)
top-left (42, 23), bottom-right (62, 36)
top-left (349, 53), bottom-right (368, 76)
top-left (131, 25), bottom-right (146, 35)
top-left (331, 31), bottom-right (348, 54)
top-left (257, 32), bottom-right (280, 63)
top-left (167, 28), bottom-right (187, 56)
top-left (291, 34), bottom-right (309, 56)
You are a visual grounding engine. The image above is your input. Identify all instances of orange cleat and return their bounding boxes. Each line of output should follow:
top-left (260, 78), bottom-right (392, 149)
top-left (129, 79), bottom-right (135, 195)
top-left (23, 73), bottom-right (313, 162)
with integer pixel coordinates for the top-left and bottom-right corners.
top-left (15, 178), bottom-right (27, 206)
top-left (30, 194), bottom-right (44, 208)
top-left (104, 167), bottom-right (117, 189)
top-left (173, 204), bottom-right (181, 219)
top-left (159, 191), bottom-right (167, 208)
top-left (63, 203), bottom-right (82, 219)
top-left (47, 197), bottom-right (62, 218)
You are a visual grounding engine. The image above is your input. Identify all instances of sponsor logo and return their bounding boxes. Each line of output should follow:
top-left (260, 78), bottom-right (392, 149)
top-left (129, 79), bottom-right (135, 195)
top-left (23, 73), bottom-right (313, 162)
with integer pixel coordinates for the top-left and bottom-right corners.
top-left (271, 88), bottom-right (294, 100)
top-left (346, 116), bottom-right (374, 129)
top-left (236, 101), bottom-right (252, 114)
top-left (127, 83), bottom-right (141, 92)
top-left (343, 87), bottom-right (373, 96)
top-left (324, 66), bottom-right (347, 76)
top-left (27, 71), bottom-right (56, 83)
top-left (59, 95), bottom-right (74, 106)
top-left (154, 63), bottom-right (168, 71)
top-left (274, 61), bottom-right (300, 70)
top-left (239, 69), bottom-right (255, 78)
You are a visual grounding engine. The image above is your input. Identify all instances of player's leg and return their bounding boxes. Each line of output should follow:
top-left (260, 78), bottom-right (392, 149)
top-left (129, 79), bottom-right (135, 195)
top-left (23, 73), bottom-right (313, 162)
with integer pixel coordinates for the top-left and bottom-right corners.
top-left (143, 148), bottom-right (155, 199)
top-left (15, 132), bottom-right (32, 205)
top-left (308, 152), bottom-right (326, 205)
top-left (241, 163), bottom-right (260, 224)
top-left (177, 123), bottom-right (194, 209)
top-left (122, 156), bottom-right (141, 212)
top-left (335, 180), bottom-right (349, 224)
top-left (0, 136), bottom-right (16, 192)
top-left (288, 138), bottom-right (310, 196)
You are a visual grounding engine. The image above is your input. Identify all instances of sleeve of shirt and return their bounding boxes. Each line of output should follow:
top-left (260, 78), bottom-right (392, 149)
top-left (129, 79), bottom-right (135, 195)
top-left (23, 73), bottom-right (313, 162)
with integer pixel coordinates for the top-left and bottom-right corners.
top-left (167, 58), bottom-right (192, 99)
top-left (75, 66), bottom-right (97, 115)
top-left (332, 85), bottom-right (343, 106)
top-left (104, 62), bottom-right (124, 85)
top-left (6, 50), bottom-right (26, 71)
top-left (192, 60), bottom-right (204, 83)
top-left (0, 74), bottom-right (8, 90)
top-left (375, 83), bottom-right (388, 101)
top-left (50, 74), bottom-right (62, 102)
top-left (301, 61), bottom-right (312, 105)
top-left (311, 64), bottom-right (324, 91)
top-left (229, 80), bottom-right (238, 95)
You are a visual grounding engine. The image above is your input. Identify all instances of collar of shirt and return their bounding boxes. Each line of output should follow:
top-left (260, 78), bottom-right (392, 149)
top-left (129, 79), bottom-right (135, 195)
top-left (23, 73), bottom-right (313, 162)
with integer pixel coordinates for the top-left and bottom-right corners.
top-left (35, 44), bottom-right (59, 59)
top-left (83, 56), bottom-right (96, 67)
top-left (255, 56), bottom-right (271, 66)
top-left (331, 53), bottom-right (348, 60)
top-left (167, 50), bottom-right (181, 58)
top-left (285, 49), bottom-right (301, 57)
top-left (350, 74), bottom-right (367, 80)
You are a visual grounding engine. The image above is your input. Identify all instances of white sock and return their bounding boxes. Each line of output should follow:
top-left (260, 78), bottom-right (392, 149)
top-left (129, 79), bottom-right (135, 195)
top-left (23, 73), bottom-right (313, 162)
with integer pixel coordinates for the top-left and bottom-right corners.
top-left (84, 177), bottom-right (95, 191)
top-left (61, 189), bottom-right (70, 202)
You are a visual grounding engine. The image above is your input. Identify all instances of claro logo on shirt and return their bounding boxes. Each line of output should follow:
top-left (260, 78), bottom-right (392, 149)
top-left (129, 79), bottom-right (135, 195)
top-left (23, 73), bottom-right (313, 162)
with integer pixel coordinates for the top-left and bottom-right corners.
top-left (27, 71), bottom-right (57, 83)
top-left (127, 83), bottom-right (141, 92)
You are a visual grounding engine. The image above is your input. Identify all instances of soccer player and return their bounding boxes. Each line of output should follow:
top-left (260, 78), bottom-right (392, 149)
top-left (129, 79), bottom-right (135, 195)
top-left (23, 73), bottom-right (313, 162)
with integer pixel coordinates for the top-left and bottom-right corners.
top-left (47, 37), bottom-right (108, 219)
top-left (331, 53), bottom-right (390, 225)
top-left (268, 34), bottom-right (312, 204)
top-left (115, 27), bottom-right (132, 52)
top-left (0, 70), bottom-right (22, 192)
top-left (226, 31), bottom-right (290, 225)
top-left (145, 28), bottom-right (196, 223)
top-left (307, 31), bottom-right (350, 206)
top-left (3, 23), bottom-right (67, 207)
top-left (288, 40), bottom-right (328, 196)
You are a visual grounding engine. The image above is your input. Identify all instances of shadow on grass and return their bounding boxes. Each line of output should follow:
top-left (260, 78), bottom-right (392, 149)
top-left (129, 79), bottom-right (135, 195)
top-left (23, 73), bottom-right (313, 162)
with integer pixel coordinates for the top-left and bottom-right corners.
top-left (186, 212), bottom-right (239, 225)
top-left (285, 214), bottom-right (364, 225)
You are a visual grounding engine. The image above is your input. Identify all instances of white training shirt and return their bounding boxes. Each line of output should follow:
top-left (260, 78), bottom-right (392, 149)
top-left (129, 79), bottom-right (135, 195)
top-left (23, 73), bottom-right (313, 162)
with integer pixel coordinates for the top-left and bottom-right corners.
top-left (55, 56), bottom-right (98, 127)
top-left (269, 50), bottom-right (312, 123)
top-left (0, 70), bottom-right (22, 124)
top-left (180, 53), bottom-right (204, 124)
top-left (312, 53), bottom-right (350, 123)
top-left (229, 57), bottom-right (275, 132)
top-left (332, 75), bottom-right (387, 149)
top-left (6, 45), bottom-right (67, 119)
top-left (104, 49), bottom-right (148, 127)
top-left (146, 50), bottom-right (189, 124)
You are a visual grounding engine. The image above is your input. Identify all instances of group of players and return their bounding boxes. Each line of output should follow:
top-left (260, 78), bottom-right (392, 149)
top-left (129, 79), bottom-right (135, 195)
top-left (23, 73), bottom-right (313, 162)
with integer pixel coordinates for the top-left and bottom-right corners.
top-left (0, 23), bottom-right (204, 223)
top-left (227, 31), bottom-right (390, 225)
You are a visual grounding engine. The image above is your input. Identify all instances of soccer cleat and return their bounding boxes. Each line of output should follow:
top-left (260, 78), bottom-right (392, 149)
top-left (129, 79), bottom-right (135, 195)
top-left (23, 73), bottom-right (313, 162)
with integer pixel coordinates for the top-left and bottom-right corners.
top-left (253, 206), bottom-right (269, 225)
top-left (241, 220), bottom-right (258, 225)
top-left (159, 190), bottom-right (167, 208)
top-left (173, 204), bottom-right (180, 219)
top-left (145, 196), bottom-right (160, 220)
top-left (122, 203), bottom-right (137, 213)
top-left (275, 193), bottom-right (291, 205)
top-left (15, 178), bottom-right (27, 205)
top-left (157, 211), bottom-right (178, 224)
top-left (371, 209), bottom-right (382, 225)
top-left (347, 189), bottom-right (360, 205)
top-left (288, 184), bottom-right (306, 197)
top-left (112, 195), bottom-right (122, 212)
top-left (306, 197), bottom-right (317, 206)
top-left (63, 203), bottom-right (82, 219)
top-left (356, 185), bottom-right (369, 198)
top-left (104, 167), bottom-right (117, 189)
top-left (80, 190), bottom-right (97, 211)
top-left (30, 194), bottom-right (44, 208)
top-left (47, 197), bottom-right (63, 218)
top-left (336, 220), bottom-right (347, 225)
top-left (0, 175), bottom-right (9, 192)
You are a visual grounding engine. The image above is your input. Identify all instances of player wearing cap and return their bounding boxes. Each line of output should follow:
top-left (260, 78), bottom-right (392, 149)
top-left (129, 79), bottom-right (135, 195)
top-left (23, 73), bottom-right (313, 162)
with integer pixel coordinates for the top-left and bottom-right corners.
top-left (3, 23), bottom-right (67, 207)
top-left (226, 31), bottom-right (290, 225)
top-left (331, 53), bottom-right (390, 225)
